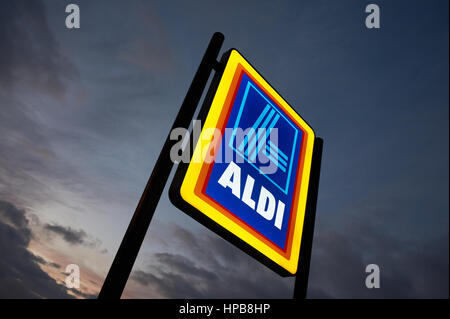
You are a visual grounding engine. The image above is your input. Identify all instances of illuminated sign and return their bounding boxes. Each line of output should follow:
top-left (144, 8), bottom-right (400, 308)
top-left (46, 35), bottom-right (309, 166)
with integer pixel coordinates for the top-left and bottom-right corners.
top-left (170, 49), bottom-right (315, 275)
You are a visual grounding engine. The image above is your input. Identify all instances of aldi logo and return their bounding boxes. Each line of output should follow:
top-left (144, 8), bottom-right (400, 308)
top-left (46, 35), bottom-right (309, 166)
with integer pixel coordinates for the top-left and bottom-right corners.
top-left (170, 49), bottom-right (315, 275)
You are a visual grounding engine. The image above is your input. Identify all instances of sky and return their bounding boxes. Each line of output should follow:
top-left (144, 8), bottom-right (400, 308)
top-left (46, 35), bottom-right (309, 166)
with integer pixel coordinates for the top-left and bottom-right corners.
top-left (0, 0), bottom-right (448, 299)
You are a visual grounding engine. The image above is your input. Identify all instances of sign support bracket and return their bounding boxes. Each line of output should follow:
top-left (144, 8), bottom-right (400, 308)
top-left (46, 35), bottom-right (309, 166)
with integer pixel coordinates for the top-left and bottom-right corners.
top-left (98, 32), bottom-right (225, 299)
top-left (293, 137), bottom-right (323, 299)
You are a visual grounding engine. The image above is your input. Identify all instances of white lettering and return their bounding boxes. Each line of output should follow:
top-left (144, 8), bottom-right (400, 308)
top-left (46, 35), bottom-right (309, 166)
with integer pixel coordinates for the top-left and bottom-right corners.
top-left (218, 161), bottom-right (241, 198)
top-left (256, 186), bottom-right (276, 221)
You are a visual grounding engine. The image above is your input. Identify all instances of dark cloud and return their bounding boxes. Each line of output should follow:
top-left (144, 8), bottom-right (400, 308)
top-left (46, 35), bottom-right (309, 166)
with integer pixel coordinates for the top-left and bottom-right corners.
top-left (155, 253), bottom-right (218, 281)
top-left (0, 200), bottom-right (30, 235)
top-left (131, 204), bottom-right (448, 299)
top-left (29, 254), bottom-right (49, 266)
top-left (70, 288), bottom-right (97, 300)
top-left (0, 200), bottom-right (72, 298)
top-left (29, 254), bottom-right (61, 270)
top-left (118, 3), bottom-right (174, 72)
top-left (131, 225), bottom-right (293, 298)
top-left (44, 224), bottom-right (87, 246)
top-left (308, 202), bottom-right (449, 299)
top-left (44, 223), bottom-right (102, 249)
top-left (0, 0), bottom-right (76, 97)
top-left (0, 0), bottom-right (83, 210)
top-left (48, 262), bottom-right (62, 269)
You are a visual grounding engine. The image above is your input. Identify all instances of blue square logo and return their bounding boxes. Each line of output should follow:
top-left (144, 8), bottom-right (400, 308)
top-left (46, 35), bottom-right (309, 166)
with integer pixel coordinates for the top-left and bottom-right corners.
top-left (204, 73), bottom-right (303, 250)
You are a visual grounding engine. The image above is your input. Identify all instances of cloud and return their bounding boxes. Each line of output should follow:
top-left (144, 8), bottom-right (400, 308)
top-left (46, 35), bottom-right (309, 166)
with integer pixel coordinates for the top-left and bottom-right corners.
top-left (48, 262), bottom-right (62, 269)
top-left (130, 199), bottom-right (448, 299)
top-left (0, 200), bottom-right (31, 233)
top-left (118, 3), bottom-right (174, 72)
top-left (70, 288), bottom-right (97, 300)
top-left (130, 224), bottom-right (293, 298)
top-left (0, 0), bottom-right (83, 210)
top-left (308, 201), bottom-right (449, 299)
top-left (0, 200), bottom-right (72, 298)
top-left (29, 254), bottom-right (61, 270)
top-left (44, 223), bottom-right (102, 249)
top-left (0, 0), bottom-right (76, 98)
top-left (44, 224), bottom-right (87, 246)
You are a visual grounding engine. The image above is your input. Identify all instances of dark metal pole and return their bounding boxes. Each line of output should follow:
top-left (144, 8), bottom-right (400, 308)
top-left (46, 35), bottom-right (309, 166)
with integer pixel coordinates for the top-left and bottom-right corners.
top-left (293, 137), bottom-right (323, 299)
top-left (98, 32), bottom-right (224, 299)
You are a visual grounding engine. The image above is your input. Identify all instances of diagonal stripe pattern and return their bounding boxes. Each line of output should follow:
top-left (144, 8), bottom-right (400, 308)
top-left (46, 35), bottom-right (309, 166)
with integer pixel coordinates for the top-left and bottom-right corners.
top-left (237, 104), bottom-right (288, 172)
